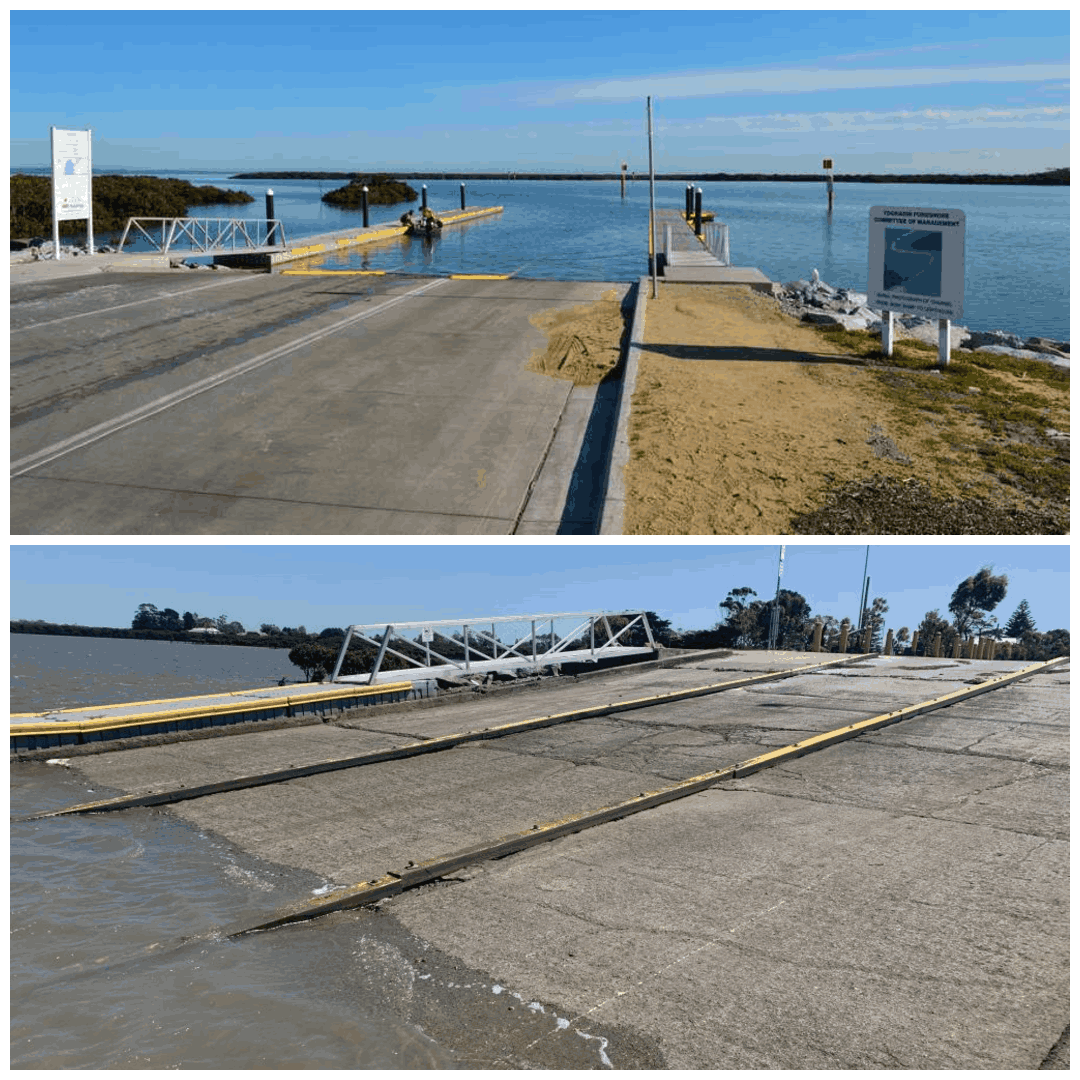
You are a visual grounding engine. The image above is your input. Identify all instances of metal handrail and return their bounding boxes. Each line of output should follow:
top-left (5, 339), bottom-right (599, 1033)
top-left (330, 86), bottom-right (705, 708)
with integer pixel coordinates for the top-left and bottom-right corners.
top-left (330, 610), bottom-right (655, 683)
top-left (117, 217), bottom-right (287, 253)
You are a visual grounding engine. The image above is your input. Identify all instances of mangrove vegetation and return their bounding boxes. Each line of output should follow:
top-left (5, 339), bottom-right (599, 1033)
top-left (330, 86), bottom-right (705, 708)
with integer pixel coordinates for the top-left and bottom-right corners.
top-left (320, 175), bottom-right (418, 208)
top-left (9, 173), bottom-right (255, 240)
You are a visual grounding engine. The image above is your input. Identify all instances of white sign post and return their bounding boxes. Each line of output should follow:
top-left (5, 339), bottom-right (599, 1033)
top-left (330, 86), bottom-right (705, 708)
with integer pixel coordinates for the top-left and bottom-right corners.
top-left (868, 206), bottom-right (964, 366)
top-left (50, 126), bottom-right (93, 258)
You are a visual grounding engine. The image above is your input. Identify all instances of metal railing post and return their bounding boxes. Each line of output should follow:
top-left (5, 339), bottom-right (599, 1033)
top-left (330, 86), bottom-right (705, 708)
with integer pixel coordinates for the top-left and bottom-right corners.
top-left (330, 626), bottom-right (355, 682)
top-left (369, 625), bottom-right (393, 683)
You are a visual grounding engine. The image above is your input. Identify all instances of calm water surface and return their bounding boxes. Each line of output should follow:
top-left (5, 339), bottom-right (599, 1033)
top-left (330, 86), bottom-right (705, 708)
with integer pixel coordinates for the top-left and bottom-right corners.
top-left (15, 167), bottom-right (1068, 339)
top-left (11, 634), bottom-right (300, 713)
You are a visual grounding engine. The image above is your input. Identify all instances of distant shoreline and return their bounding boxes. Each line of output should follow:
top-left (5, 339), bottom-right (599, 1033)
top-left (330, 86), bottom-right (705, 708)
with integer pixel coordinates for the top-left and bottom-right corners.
top-left (231, 168), bottom-right (1069, 186)
top-left (8, 166), bottom-right (1068, 187)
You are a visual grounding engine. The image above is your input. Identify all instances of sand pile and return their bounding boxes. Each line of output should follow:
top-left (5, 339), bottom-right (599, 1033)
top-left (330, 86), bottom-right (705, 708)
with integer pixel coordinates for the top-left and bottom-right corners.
top-left (526, 289), bottom-right (627, 386)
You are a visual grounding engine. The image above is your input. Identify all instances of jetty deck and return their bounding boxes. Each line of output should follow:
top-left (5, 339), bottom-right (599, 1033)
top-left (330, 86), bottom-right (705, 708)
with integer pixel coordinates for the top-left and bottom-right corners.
top-left (20, 651), bottom-right (1069, 1068)
top-left (213, 205), bottom-right (503, 270)
top-left (652, 208), bottom-right (773, 288)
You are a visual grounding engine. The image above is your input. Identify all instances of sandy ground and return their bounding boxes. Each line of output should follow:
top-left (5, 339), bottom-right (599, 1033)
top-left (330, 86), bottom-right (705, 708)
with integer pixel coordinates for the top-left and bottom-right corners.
top-left (522, 282), bottom-right (1065, 535)
top-left (624, 286), bottom-right (904, 533)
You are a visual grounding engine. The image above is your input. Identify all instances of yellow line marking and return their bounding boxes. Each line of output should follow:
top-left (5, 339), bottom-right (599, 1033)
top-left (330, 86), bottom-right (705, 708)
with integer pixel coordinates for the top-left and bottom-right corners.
top-left (450, 273), bottom-right (511, 280)
top-left (280, 269), bottom-right (386, 276)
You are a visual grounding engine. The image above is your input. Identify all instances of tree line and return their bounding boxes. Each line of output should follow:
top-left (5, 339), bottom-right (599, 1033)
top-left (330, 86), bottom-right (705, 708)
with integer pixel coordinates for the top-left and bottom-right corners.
top-left (689, 566), bottom-right (1067, 661)
top-left (9, 569), bottom-right (1067, 684)
top-left (234, 169), bottom-right (1068, 186)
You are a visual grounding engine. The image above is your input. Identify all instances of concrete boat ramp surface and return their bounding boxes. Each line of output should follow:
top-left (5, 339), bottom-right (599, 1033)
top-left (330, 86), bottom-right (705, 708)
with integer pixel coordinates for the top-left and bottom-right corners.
top-left (10, 266), bottom-right (625, 534)
top-left (43, 652), bottom-right (1069, 1069)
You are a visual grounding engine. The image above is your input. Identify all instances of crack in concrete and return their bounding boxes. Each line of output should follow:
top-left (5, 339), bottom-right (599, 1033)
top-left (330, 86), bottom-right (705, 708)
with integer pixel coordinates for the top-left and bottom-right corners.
top-left (722, 783), bottom-right (1064, 840)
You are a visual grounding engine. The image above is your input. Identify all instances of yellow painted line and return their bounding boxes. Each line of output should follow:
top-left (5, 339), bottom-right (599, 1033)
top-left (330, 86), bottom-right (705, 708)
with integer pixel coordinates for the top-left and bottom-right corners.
top-left (228, 655), bottom-right (1066, 936)
top-left (731, 657), bottom-right (1065, 777)
top-left (12, 683), bottom-right (298, 718)
top-left (11, 682), bottom-right (415, 737)
top-left (280, 269), bottom-right (387, 276)
top-left (450, 273), bottom-right (511, 280)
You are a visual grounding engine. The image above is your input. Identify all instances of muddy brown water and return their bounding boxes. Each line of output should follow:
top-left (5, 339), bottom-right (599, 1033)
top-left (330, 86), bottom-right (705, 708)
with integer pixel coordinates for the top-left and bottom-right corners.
top-left (10, 636), bottom-right (638, 1068)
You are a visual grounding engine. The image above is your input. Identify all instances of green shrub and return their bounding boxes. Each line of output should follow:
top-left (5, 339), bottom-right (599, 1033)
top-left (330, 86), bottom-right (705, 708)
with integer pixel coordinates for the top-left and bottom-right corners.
top-left (321, 175), bottom-right (418, 209)
top-left (9, 173), bottom-right (254, 239)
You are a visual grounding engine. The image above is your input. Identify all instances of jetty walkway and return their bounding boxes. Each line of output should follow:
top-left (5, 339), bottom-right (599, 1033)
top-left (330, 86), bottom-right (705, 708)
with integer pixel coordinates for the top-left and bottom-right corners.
top-left (212, 205), bottom-right (503, 270)
top-left (17, 650), bottom-right (1069, 1068)
top-left (652, 208), bottom-right (772, 288)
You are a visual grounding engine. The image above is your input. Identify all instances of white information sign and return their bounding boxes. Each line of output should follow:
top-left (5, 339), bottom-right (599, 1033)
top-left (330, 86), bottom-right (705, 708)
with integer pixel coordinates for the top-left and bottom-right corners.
top-left (51, 127), bottom-right (92, 220)
top-left (421, 627), bottom-right (434, 643)
top-left (867, 205), bottom-right (965, 320)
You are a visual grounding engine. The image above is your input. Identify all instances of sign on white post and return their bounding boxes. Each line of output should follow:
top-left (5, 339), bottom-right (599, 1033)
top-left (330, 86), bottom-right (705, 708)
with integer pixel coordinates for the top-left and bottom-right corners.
top-left (50, 126), bottom-right (93, 256)
top-left (868, 205), bottom-right (965, 320)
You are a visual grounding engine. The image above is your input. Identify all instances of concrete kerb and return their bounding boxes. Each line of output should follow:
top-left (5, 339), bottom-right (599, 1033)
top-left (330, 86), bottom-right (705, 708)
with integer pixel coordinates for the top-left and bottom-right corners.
top-left (598, 276), bottom-right (650, 534)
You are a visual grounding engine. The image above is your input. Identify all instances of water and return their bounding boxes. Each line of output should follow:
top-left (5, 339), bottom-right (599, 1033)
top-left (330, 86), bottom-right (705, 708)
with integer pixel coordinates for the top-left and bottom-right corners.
top-left (13, 167), bottom-right (1069, 339)
top-left (11, 637), bottom-right (625, 1068)
top-left (11, 766), bottom-right (463, 1069)
top-left (11, 634), bottom-right (300, 713)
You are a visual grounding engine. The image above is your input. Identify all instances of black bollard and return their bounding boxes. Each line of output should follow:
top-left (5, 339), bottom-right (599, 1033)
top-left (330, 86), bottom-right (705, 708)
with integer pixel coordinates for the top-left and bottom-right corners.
top-left (686, 184), bottom-right (693, 220)
top-left (460, 182), bottom-right (466, 211)
top-left (265, 189), bottom-right (275, 244)
top-left (422, 185), bottom-right (428, 211)
top-left (694, 188), bottom-right (703, 236)
top-left (362, 186), bottom-right (369, 228)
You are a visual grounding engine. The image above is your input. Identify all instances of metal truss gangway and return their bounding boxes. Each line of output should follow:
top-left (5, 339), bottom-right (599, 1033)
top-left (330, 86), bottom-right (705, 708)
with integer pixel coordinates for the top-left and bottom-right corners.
top-left (117, 217), bottom-right (287, 255)
top-left (330, 610), bottom-right (656, 687)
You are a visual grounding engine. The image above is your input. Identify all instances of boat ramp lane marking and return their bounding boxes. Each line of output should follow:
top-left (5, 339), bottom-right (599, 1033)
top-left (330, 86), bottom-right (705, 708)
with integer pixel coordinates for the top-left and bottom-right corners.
top-left (27, 654), bottom-right (871, 820)
top-left (225, 656), bottom-right (1066, 937)
top-left (9, 276), bottom-right (451, 479)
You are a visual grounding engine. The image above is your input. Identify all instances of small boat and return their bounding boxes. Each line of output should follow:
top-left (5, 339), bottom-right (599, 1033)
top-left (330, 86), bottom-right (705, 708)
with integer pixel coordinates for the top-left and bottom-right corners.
top-left (401, 209), bottom-right (443, 237)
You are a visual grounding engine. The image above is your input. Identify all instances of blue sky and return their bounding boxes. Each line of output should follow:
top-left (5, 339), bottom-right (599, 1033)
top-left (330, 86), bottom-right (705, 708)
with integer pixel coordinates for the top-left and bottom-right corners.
top-left (10, 9), bottom-right (1069, 174)
top-left (10, 544), bottom-right (1070, 638)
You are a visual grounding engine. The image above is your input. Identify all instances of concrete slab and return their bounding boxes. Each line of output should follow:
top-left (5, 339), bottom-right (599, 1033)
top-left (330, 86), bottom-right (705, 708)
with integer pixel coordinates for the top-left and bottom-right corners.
top-left (513, 384), bottom-right (602, 533)
top-left (386, 670), bottom-right (1067, 1068)
top-left (11, 275), bottom-right (623, 534)
top-left (54, 655), bottom-right (1067, 1066)
top-left (661, 265), bottom-right (775, 288)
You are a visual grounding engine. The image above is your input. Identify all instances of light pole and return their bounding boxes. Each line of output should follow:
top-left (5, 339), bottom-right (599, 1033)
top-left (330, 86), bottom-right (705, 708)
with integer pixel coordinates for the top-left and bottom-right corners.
top-left (647, 95), bottom-right (658, 299)
top-left (767, 545), bottom-right (786, 651)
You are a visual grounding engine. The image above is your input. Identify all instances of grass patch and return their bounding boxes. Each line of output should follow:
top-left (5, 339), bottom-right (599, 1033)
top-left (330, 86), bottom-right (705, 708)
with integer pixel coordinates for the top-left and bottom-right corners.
top-left (805, 323), bottom-right (1069, 532)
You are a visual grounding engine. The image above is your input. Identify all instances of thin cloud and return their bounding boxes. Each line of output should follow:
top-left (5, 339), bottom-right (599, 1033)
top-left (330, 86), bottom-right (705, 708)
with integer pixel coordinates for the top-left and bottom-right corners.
top-left (657, 104), bottom-right (1070, 137)
top-left (549, 63), bottom-right (1069, 102)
